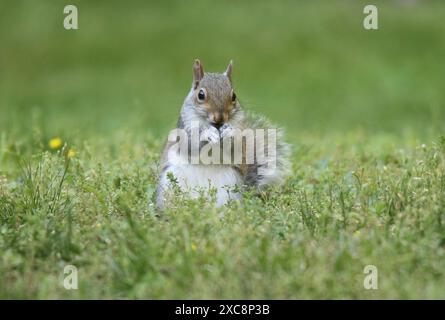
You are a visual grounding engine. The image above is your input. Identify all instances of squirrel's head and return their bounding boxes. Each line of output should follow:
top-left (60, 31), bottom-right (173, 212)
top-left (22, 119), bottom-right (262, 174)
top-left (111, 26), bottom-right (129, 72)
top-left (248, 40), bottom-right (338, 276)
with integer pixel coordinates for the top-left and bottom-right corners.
top-left (185, 59), bottom-right (240, 129)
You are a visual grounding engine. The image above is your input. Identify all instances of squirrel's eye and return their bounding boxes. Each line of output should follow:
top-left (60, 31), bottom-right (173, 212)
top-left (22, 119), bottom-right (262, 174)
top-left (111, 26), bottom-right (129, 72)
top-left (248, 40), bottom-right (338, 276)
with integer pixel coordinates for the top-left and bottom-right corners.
top-left (197, 89), bottom-right (206, 102)
top-left (231, 91), bottom-right (237, 102)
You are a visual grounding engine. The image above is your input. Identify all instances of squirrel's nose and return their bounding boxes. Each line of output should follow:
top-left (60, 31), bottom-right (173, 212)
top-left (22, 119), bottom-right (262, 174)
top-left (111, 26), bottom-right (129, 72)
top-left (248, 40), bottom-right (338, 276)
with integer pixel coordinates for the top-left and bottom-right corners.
top-left (211, 122), bottom-right (223, 130)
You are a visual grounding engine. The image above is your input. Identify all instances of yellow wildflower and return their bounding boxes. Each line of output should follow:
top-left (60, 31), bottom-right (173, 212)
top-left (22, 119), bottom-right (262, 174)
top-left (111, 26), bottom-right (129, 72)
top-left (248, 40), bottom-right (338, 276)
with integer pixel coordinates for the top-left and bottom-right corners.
top-left (191, 243), bottom-right (197, 251)
top-left (67, 149), bottom-right (76, 158)
top-left (49, 137), bottom-right (63, 149)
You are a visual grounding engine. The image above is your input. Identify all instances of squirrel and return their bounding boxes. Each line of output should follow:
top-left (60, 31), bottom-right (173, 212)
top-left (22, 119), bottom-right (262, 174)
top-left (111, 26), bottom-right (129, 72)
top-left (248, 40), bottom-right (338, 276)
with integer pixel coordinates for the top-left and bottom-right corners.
top-left (156, 59), bottom-right (290, 210)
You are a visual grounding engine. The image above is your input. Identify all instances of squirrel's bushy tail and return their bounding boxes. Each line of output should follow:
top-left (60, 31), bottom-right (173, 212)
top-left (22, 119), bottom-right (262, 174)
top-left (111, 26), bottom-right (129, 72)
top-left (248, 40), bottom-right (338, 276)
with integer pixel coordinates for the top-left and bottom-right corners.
top-left (241, 112), bottom-right (291, 188)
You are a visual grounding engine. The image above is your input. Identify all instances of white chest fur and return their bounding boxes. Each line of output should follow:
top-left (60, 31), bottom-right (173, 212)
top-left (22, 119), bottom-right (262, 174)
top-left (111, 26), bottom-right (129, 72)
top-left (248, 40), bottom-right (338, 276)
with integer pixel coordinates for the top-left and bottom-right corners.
top-left (160, 163), bottom-right (242, 207)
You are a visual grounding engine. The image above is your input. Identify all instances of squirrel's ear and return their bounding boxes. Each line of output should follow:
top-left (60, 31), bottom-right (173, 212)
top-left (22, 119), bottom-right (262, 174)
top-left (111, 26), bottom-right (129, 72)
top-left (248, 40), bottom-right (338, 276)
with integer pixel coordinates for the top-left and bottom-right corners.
top-left (193, 59), bottom-right (204, 89)
top-left (224, 60), bottom-right (233, 82)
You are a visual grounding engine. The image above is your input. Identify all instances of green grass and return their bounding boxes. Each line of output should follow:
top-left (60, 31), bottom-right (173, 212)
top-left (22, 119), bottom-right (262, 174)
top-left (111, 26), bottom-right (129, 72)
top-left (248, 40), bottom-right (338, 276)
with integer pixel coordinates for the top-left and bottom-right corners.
top-left (1, 0), bottom-right (445, 299)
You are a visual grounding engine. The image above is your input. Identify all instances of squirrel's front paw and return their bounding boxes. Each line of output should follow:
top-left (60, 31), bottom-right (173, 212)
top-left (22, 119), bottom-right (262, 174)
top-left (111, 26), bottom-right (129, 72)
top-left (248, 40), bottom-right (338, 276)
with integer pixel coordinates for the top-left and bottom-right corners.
top-left (220, 123), bottom-right (235, 139)
top-left (201, 126), bottom-right (220, 144)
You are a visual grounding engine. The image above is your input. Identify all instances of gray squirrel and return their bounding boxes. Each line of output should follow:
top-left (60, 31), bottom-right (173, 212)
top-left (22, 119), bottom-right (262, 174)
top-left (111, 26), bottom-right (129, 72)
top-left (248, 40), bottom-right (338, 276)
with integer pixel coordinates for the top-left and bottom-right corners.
top-left (156, 59), bottom-right (290, 210)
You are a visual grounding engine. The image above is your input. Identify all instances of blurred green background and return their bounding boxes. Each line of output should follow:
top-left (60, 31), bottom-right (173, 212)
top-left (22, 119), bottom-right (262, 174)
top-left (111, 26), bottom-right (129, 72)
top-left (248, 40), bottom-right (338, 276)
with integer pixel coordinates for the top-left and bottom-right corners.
top-left (1, 0), bottom-right (444, 142)
top-left (1, 0), bottom-right (445, 300)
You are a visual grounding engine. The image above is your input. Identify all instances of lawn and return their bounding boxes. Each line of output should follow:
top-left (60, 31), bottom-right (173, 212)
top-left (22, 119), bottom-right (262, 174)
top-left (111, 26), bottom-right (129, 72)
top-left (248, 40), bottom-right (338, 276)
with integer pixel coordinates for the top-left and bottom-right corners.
top-left (0, 0), bottom-right (444, 299)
